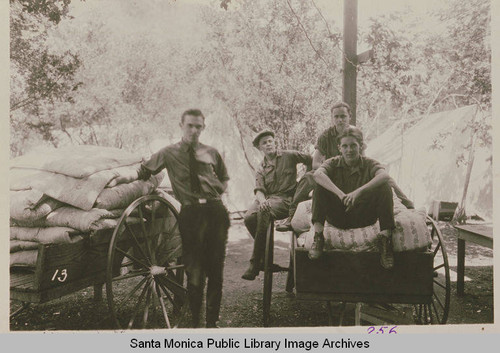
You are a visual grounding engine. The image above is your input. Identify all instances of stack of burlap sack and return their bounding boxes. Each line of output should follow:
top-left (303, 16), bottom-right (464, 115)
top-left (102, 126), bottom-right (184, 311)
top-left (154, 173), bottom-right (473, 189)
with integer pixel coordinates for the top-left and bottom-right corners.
top-left (291, 190), bottom-right (432, 253)
top-left (10, 145), bottom-right (164, 268)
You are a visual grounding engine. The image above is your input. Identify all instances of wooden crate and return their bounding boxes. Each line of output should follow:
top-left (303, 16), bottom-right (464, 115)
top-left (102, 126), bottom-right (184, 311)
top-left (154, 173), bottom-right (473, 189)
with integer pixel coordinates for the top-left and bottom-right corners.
top-left (431, 200), bottom-right (458, 221)
top-left (10, 229), bottom-right (114, 304)
top-left (294, 249), bottom-right (433, 304)
top-left (10, 236), bottom-right (104, 303)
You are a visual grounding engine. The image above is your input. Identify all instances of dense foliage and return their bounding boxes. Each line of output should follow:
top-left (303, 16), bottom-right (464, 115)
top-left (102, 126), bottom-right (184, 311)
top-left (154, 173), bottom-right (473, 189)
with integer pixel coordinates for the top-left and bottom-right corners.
top-left (10, 0), bottom-right (491, 157)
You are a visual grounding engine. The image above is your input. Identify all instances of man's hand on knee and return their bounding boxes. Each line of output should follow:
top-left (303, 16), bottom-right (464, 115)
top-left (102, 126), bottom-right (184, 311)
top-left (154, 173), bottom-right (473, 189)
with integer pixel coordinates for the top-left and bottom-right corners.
top-left (258, 199), bottom-right (271, 213)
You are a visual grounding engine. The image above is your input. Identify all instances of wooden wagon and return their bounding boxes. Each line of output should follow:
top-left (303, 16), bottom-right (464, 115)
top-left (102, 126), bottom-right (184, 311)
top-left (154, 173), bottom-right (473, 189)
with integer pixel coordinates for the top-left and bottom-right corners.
top-left (10, 193), bottom-right (188, 329)
top-left (261, 216), bottom-right (451, 327)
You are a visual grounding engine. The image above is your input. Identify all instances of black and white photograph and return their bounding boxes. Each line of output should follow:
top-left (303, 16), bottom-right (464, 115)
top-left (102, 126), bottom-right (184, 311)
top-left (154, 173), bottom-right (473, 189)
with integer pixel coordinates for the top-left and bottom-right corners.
top-left (6, 0), bottom-right (494, 334)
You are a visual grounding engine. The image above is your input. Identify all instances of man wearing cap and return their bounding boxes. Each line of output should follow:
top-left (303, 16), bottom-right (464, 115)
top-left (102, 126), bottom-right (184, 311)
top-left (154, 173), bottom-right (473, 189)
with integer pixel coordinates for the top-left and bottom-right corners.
top-left (137, 109), bottom-right (230, 328)
top-left (242, 129), bottom-right (312, 280)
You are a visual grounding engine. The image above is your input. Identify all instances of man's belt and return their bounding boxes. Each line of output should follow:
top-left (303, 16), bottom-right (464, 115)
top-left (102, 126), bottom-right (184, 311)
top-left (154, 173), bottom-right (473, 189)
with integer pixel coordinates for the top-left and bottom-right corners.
top-left (183, 198), bottom-right (222, 206)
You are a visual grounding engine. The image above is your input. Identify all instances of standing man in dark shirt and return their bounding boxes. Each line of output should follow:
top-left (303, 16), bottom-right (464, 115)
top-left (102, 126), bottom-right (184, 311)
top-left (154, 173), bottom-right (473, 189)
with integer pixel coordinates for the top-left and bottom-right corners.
top-left (137, 109), bottom-right (230, 328)
top-left (242, 130), bottom-right (312, 280)
top-left (276, 102), bottom-right (353, 231)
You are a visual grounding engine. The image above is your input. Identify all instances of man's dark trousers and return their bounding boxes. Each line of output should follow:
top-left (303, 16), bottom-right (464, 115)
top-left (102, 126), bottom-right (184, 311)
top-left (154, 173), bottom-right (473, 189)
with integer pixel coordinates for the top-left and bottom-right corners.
top-left (312, 183), bottom-right (395, 231)
top-left (178, 201), bottom-right (229, 327)
top-left (288, 171), bottom-right (315, 220)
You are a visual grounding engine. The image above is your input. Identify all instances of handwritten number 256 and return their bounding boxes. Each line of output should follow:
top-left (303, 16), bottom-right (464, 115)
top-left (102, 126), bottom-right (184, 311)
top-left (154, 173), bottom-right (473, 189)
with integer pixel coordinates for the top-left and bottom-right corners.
top-left (367, 326), bottom-right (397, 334)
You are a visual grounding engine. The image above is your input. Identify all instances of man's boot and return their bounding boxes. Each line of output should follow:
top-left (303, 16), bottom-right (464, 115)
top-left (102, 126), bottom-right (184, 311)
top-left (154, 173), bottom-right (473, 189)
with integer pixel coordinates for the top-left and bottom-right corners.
top-left (308, 231), bottom-right (325, 260)
top-left (378, 229), bottom-right (394, 270)
top-left (241, 261), bottom-right (260, 280)
top-left (276, 216), bottom-right (293, 232)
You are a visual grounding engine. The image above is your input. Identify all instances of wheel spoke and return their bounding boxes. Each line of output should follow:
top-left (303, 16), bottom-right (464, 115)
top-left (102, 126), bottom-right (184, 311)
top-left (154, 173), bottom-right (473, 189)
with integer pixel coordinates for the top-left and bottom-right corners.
top-left (115, 246), bottom-right (150, 269)
top-left (434, 263), bottom-right (445, 271)
top-left (433, 242), bottom-right (441, 257)
top-left (166, 264), bottom-right (185, 271)
top-left (161, 275), bottom-right (188, 297)
top-left (112, 270), bottom-right (149, 282)
top-left (433, 291), bottom-right (445, 310)
top-left (125, 221), bottom-right (152, 267)
top-left (148, 201), bottom-right (158, 264)
top-left (431, 299), bottom-right (442, 323)
top-left (127, 277), bottom-right (152, 329)
top-left (155, 283), bottom-right (172, 328)
top-left (137, 205), bottom-right (153, 258)
top-left (142, 284), bottom-right (153, 328)
top-left (433, 279), bottom-right (446, 290)
top-left (156, 276), bottom-right (178, 306)
top-left (118, 276), bottom-right (149, 306)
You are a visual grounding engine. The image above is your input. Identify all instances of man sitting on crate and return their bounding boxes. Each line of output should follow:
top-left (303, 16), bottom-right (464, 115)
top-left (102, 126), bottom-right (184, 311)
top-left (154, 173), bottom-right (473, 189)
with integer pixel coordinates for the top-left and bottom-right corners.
top-left (242, 129), bottom-right (312, 280)
top-left (276, 102), bottom-right (354, 232)
top-left (310, 126), bottom-right (395, 269)
top-left (277, 102), bottom-right (413, 232)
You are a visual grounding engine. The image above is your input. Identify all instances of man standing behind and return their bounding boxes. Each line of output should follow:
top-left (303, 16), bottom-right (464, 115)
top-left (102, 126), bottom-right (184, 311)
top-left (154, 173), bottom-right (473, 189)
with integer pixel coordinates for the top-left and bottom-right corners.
top-left (276, 102), bottom-right (353, 231)
top-left (242, 130), bottom-right (311, 280)
top-left (137, 109), bottom-right (230, 328)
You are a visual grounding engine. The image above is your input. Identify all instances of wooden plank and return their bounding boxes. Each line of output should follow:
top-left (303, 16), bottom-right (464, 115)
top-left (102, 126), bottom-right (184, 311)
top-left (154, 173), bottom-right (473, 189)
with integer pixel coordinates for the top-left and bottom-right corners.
top-left (10, 270), bottom-right (36, 288)
top-left (11, 271), bottom-right (106, 304)
top-left (37, 238), bottom-right (90, 290)
top-left (454, 224), bottom-right (493, 240)
top-left (294, 249), bottom-right (433, 300)
top-left (360, 304), bottom-right (415, 325)
top-left (295, 292), bottom-right (430, 304)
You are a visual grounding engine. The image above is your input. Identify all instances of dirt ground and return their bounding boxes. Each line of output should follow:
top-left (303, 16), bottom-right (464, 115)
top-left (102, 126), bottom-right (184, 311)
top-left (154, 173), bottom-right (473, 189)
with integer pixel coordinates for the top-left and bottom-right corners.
top-left (10, 220), bottom-right (493, 330)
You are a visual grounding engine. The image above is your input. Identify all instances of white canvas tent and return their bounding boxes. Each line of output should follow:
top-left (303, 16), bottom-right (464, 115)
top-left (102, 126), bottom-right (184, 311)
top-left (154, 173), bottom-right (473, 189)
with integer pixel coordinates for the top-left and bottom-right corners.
top-left (149, 107), bottom-right (263, 213)
top-left (365, 105), bottom-right (492, 220)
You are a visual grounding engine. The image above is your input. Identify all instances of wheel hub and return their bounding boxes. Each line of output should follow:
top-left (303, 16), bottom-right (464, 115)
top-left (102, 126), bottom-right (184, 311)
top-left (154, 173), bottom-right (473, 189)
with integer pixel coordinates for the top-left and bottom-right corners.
top-left (150, 265), bottom-right (166, 276)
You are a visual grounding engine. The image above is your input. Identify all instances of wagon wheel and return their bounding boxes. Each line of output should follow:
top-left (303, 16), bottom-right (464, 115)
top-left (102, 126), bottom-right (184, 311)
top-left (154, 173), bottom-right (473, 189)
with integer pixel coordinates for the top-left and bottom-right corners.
top-left (106, 195), bottom-right (188, 329)
top-left (414, 217), bottom-right (451, 324)
top-left (262, 221), bottom-right (274, 327)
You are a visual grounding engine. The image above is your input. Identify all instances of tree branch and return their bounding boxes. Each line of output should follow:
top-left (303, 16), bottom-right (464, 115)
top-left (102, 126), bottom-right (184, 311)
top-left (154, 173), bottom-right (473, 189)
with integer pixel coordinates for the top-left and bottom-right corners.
top-left (286, 0), bottom-right (332, 70)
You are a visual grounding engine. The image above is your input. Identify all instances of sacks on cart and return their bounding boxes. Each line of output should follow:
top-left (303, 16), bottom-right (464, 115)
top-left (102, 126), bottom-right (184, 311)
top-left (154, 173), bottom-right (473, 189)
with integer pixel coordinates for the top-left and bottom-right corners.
top-left (9, 145), bottom-right (167, 269)
top-left (294, 189), bottom-right (432, 253)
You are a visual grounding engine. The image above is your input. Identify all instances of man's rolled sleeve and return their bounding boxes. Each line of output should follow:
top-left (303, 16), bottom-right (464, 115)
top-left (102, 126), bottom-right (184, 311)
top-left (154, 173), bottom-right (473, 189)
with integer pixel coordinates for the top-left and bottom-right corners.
top-left (317, 158), bottom-right (335, 179)
top-left (215, 151), bottom-right (230, 182)
top-left (368, 159), bottom-right (384, 179)
top-left (293, 151), bottom-right (312, 169)
top-left (138, 149), bottom-right (167, 180)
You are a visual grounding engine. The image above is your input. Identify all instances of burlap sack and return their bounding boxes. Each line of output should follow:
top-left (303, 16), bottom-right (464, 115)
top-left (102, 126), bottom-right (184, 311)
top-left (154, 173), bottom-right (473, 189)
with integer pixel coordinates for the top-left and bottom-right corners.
top-left (42, 207), bottom-right (123, 232)
top-left (10, 190), bottom-right (63, 226)
top-left (10, 250), bottom-right (38, 268)
top-left (291, 199), bottom-right (312, 234)
top-left (10, 240), bottom-right (40, 253)
top-left (10, 226), bottom-right (81, 244)
top-left (94, 172), bottom-right (165, 210)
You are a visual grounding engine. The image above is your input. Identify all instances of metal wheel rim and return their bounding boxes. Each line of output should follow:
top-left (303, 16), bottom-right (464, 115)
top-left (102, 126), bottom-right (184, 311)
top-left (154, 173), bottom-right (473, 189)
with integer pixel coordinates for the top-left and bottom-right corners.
top-left (414, 217), bottom-right (451, 324)
top-left (106, 195), bottom-right (187, 329)
top-left (263, 221), bottom-right (274, 327)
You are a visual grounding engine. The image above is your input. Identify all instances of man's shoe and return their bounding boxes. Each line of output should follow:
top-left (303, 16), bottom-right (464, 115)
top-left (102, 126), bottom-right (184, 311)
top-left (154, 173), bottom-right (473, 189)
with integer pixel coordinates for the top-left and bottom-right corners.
top-left (206, 321), bottom-right (219, 328)
top-left (308, 232), bottom-right (325, 260)
top-left (378, 230), bottom-right (394, 270)
top-left (276, 218), bottom-right (293, 232)
top-left (241, 264), bottom-right (259, 280)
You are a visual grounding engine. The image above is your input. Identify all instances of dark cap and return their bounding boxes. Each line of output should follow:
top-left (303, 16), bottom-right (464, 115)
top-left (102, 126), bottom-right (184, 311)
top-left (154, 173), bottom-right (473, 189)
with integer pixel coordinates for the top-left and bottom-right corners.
top-left (252, 129), bottom-right (275, 148)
